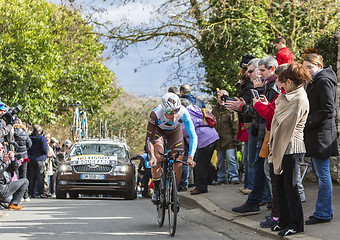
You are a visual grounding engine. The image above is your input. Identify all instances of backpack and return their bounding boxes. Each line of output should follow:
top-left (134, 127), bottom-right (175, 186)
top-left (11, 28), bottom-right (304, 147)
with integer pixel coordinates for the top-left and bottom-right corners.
top-left (200, 108), bottom-right (216, 127)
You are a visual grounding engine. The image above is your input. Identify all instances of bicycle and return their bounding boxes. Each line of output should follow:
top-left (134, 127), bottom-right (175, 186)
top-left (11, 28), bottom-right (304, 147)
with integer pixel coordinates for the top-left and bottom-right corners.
top-left (155, 150), bottom-right (187, 236)
top-left (67, 102), bottom-right (92, 141)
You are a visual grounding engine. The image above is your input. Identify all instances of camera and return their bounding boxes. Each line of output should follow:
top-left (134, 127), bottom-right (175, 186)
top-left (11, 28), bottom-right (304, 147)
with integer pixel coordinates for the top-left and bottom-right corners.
top-left (221, 95), bottom-right (236, 102)
top-left (2, 105), bottom-right (22, 124)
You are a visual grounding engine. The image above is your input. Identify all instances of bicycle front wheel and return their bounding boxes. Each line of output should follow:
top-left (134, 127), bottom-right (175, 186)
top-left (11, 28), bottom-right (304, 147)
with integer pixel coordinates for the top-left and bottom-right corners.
top-left (168, 170), bottom-right (178, 236)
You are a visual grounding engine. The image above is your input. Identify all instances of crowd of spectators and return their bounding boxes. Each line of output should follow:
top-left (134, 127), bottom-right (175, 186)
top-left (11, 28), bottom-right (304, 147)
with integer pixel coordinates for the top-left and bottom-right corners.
top-left (138, 36), bottom-right (338, 237)
top-left (0, 111), bottom-right (72, 217)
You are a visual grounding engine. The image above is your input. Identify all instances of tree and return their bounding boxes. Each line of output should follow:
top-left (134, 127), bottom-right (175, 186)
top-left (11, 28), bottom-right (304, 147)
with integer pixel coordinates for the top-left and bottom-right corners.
top-left (0, 0), bottom-right (119, 123)
top-left (66, 0), bottom-right (340, 95)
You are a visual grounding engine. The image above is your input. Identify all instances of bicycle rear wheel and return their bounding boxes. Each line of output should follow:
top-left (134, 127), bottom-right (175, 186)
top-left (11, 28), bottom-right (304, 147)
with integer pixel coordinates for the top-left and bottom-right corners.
top-left (157, 175), bottom-right (165, 227)
top-left (168, 170), bottom-right (178, 236)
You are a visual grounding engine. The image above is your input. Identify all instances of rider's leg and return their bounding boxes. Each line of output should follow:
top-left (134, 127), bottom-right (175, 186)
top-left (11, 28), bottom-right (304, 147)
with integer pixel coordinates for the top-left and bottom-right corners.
top-left (151, 138), bottom-right (164, 204)
top-left (151, 138), bottom-right (164, 179)
top-left (174, 155), bottom-right (183, 186)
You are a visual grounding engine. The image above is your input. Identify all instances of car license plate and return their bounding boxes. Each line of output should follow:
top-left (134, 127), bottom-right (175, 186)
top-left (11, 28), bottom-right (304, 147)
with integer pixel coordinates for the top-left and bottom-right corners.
top-left (80, 174), bottom-right (105, 180)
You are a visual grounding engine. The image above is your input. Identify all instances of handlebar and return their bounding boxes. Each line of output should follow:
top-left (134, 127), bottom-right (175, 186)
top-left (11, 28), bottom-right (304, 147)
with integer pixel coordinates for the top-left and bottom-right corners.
top-left (151, 150), bottom-right (187, 167)
top-left (66, 103), bottom-right (93, 114)
top-left (158, 150), bottom-right (183, 160)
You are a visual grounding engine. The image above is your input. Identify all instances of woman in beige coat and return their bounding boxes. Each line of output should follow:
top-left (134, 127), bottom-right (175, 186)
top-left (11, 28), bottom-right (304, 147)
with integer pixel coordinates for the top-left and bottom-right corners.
top-left (268, 63), bottom-right (310, 236)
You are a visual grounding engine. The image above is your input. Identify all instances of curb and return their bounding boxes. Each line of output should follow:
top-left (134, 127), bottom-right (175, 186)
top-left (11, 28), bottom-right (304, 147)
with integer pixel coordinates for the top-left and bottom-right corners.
top-left (179, 192), bottom-right (322, 240)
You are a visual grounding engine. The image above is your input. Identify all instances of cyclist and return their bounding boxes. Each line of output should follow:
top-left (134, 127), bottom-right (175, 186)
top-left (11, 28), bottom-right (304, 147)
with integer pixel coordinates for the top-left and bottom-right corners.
top-left (146, 92), bottom-right (197, 204)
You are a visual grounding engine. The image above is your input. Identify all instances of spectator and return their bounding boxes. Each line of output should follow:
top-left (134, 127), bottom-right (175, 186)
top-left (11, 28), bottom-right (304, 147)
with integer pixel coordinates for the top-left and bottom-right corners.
top-left (181, 100), bottom-right (219, 194)
top-left (28, 124), bottom-right (48, 198)
top-left (12, 118), bottom-right (32, 202)
top-left (212, 90), bottom-right (239, 184)
top-left (227, 56), bottom-right (279, 214)
top-left (168, 86), bottom-right (179, 95)
top-left (139, 146), bottom-right (152, 198)
top-left (178, 84), bottom-right (205, 191)
top-left (0, 142), bottom-right (29, 210)
top-left (56, 140), bottom-right (72, 162)
top-left (302, 54), bottom-right (339, 225)
top-left (273, 37), bottom-right (294, 65)
top-left (179, 84), bottom-right (205, 109)
top-left (252, 64), bottom-right (288, 228)
top-left (0, 102), bottom-right (13, 145)
top-left (268, 63), bottom-right (310, 236)
top-left (238, 57), bottom-right (261, 194)
top-left (45, 134), bottom-right (58, 197)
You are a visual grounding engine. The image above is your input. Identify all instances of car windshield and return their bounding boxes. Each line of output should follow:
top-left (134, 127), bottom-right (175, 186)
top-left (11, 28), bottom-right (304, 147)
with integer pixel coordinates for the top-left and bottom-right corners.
top-left (69, 143), bottom-right (126, 158)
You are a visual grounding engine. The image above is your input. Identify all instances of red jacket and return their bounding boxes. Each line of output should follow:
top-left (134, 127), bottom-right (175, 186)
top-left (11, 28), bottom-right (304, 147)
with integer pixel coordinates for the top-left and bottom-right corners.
top-left (276, 47), bottom-right (294, 65)
top-left (254, 88), bottom-right (286, 130)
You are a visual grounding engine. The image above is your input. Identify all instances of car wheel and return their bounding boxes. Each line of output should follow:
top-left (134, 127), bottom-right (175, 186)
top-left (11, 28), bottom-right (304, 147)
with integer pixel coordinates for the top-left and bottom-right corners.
top-left (69, 192), bottom-right (79, 199)
top-left (124, 188), bottom-right (137, 200)
top-left (56, 190), bottom-right (67, 199)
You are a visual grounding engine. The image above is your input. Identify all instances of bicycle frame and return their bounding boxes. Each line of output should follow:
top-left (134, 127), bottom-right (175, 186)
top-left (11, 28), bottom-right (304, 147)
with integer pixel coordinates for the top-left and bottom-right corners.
top-left (67, 102), bottom-right (91, 142)
top-left (156, 150), bottom-right (186, 236)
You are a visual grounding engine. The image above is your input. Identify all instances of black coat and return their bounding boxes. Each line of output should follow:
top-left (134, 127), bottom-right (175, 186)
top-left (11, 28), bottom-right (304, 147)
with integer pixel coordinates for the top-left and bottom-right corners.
top-left (304, 66), bottom-right (339, 158)
top-left (238, 81), bottom-right (254, 124)
top-left (12, 124), bottom-right (32, 159)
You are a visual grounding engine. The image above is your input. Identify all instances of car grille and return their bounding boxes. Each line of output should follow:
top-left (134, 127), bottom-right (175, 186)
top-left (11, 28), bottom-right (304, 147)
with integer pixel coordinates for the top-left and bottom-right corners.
top-left (73, 165), bottom-right (113, 173)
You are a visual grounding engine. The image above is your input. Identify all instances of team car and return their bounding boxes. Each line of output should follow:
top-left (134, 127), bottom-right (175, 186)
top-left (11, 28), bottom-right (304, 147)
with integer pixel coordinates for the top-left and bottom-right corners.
top-left (56, 138), bottom-right (138, 200)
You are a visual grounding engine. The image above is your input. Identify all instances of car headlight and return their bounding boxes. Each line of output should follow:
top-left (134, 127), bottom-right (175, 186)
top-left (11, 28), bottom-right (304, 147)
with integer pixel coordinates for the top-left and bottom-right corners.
top-left (59, 164), bottom-right (72, 172)
top-left (114, 165), bottom-right (129, 174)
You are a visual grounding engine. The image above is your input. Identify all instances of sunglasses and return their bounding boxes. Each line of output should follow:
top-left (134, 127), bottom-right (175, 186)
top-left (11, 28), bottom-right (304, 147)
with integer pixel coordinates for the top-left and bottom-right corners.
top-left (164, 108), bottom-right (180, 115)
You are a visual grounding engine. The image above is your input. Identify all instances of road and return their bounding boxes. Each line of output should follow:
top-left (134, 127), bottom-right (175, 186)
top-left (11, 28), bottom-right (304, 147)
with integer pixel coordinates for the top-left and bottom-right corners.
top-left (0, 197), bottom-right (274, 240)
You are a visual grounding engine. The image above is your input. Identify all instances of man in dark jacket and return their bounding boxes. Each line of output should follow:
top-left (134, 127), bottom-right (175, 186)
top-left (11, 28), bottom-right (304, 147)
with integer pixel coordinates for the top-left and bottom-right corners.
top-left (0, 142), bottom-right (29, 211)
top-left (28, 124), bottom-right (48, 198)
top-left (227, 56), bottom-right (279, 214)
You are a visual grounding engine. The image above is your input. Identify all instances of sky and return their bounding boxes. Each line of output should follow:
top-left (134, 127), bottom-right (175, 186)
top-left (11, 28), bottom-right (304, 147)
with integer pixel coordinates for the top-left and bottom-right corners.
top-left (51, 0), bottom-right (182, 97)
top-left (96, 1), bottom-right (173, 96)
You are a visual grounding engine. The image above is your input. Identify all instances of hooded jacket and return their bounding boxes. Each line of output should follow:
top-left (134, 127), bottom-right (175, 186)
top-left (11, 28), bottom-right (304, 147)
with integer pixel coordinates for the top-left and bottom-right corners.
top-left (12, 124), bottom-right (32, 159)
top-left (304, 66), bottom-right (339, 158)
